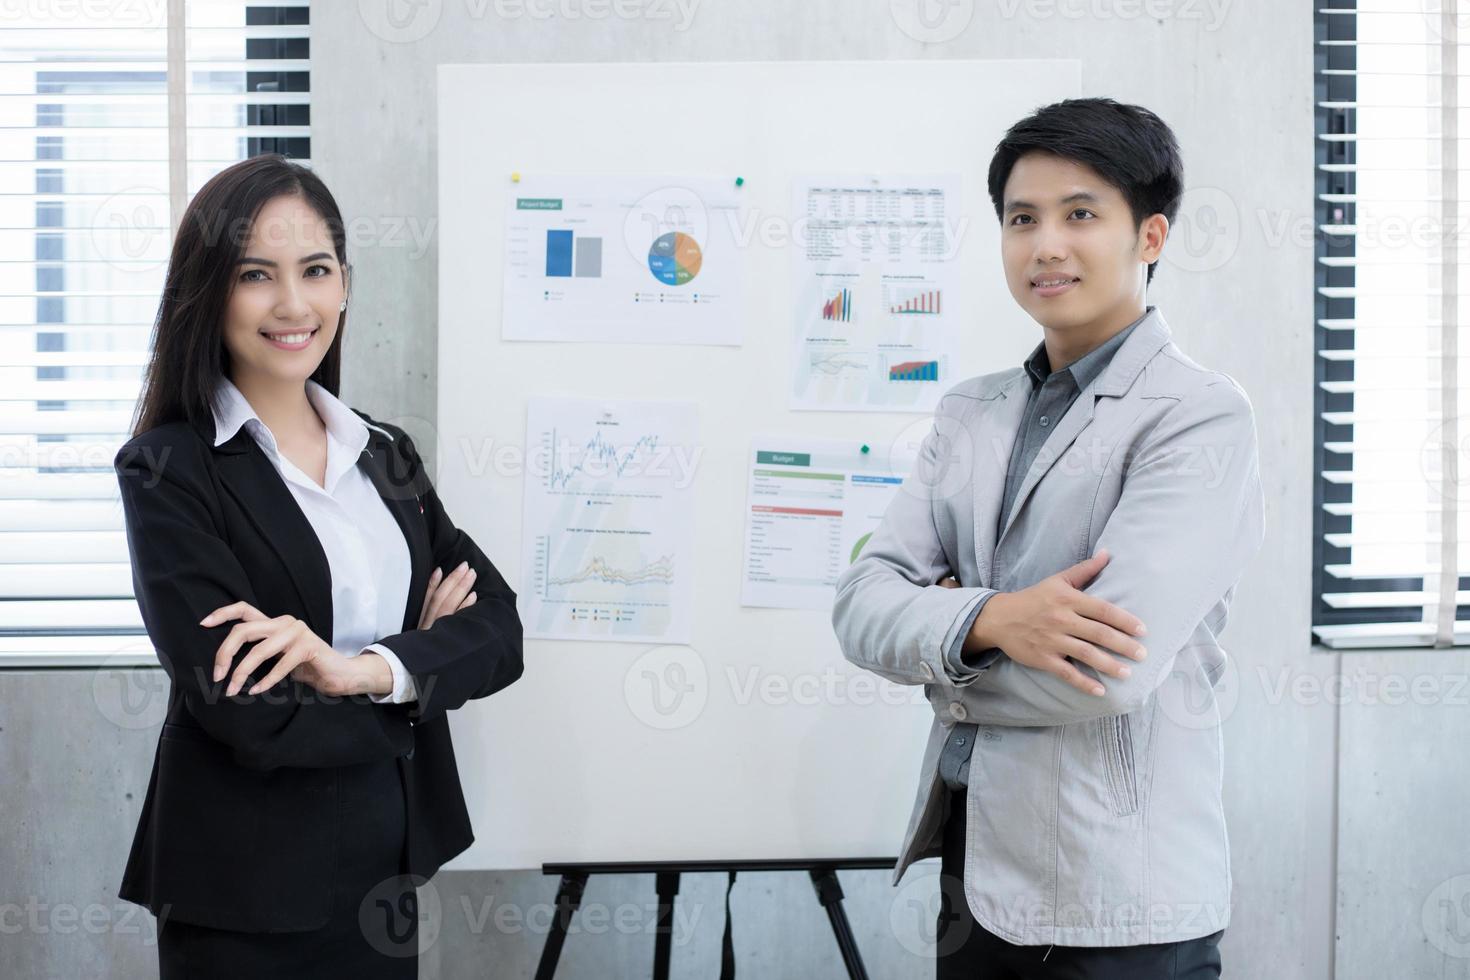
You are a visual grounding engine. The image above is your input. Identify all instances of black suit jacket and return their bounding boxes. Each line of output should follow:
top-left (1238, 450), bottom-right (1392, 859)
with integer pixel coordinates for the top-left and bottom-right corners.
top-left (113, 406), bottom-right (523, 932)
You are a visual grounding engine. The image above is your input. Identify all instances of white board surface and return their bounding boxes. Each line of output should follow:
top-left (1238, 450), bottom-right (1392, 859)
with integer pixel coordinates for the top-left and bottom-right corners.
top-left (434, 59), bottom-right (1081, 870)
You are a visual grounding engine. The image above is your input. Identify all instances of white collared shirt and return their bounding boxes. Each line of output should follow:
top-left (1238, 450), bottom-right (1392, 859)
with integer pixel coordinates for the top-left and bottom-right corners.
top-left (210, 376), bottom-right (417, 703)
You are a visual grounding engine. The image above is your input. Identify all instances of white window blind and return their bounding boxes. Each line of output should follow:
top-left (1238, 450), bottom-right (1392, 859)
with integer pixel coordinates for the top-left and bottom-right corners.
top-left (0, 1), bottom-right (310, 658)
top-left (1313, 0), bottom-right (1470, 648)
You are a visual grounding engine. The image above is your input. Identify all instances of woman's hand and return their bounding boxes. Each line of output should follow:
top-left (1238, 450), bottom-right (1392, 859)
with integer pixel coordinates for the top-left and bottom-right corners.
top-left (419, 560), bottom-right (477, 630)
top-left (200, 563), bottom-right (480, 700)
top-left (202, 601), bottom-right (356, 697)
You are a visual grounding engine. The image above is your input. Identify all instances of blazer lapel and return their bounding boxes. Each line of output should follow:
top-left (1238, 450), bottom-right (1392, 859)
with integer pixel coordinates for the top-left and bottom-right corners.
top-left (988, 308), bottom-right (1176, 555)
top-left (355, 423), bottom-right (433, 633)
top-left (993, 379), bottom-right (1099, 549)
top-left (208, 426), bottom-right (336, 640)
top-left (968, 373), bottom-right (1029, 588)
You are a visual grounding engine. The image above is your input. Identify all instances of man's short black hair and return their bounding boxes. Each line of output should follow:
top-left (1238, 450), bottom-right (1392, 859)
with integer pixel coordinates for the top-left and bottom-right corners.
top-left (987, 97), bottom-right (1183, 285)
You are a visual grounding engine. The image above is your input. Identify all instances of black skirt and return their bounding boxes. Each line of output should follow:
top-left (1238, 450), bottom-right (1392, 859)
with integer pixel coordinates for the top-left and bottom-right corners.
top-left (157, 755), bottom-right (418, 979)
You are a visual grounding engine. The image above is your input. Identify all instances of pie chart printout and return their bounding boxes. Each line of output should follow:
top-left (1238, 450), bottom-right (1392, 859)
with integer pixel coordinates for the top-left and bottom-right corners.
top-left (648, 231), bottom-right (703, 286)
top-left (500, 174), bottom-right (741, 345)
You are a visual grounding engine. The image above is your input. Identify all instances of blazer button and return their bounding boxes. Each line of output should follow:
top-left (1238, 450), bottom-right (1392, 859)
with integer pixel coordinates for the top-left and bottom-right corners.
top-left (949, 702), bottom-right (968, 722)
top-left (919, 662), bottom-right (935, 681)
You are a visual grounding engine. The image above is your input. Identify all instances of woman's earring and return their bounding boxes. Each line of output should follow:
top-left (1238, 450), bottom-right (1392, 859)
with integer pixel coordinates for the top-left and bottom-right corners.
top-left (339, 300), bottom-right (347, 312)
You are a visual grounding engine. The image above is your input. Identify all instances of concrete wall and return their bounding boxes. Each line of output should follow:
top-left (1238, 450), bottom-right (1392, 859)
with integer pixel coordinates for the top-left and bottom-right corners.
top-left (12, 2), bottom-right (1456, 978)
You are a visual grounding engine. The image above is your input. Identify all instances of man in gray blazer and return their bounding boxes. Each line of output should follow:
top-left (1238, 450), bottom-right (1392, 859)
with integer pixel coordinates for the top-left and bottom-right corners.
top-left (832, 98), bottom-right (1263, 978)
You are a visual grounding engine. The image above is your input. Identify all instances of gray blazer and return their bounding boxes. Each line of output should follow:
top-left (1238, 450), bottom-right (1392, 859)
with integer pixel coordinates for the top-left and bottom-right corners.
top-left (831, 307), bottom-right (1264, 947)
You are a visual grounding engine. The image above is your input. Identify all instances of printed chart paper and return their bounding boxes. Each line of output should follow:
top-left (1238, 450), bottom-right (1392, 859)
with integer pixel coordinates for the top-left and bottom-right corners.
top-left (740, 436), bottom-right (915, 609)
top-left (502, 174), bottom-right (743, 345)
top-left (521, 396), bottom-right (698, 642)
top-left (790, 174), bottom-right (963, 412)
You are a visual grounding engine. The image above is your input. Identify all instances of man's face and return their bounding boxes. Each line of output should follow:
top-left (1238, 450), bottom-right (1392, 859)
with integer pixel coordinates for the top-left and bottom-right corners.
top-left (999, 151), bottom-right (1161, 333)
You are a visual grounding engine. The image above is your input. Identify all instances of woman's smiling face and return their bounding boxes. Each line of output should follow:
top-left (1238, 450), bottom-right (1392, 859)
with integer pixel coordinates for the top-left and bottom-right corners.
top-left (221, 193), bottom-right (346, 387)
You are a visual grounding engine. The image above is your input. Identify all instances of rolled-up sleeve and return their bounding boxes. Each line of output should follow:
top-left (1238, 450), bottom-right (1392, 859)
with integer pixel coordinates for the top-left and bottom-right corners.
top-left (945, 591), bottom-right (1005, 680)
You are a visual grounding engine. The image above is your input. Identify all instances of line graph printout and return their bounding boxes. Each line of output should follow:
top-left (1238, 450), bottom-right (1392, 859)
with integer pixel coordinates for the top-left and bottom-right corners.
top-left (790, 174), bottom-right (962, 412)
top-left (740, 436), bottom-right (914, 609)
top-left (520, 396), bottom-right (698, 643)
top-left (502, 174), bottom-right (743, 345)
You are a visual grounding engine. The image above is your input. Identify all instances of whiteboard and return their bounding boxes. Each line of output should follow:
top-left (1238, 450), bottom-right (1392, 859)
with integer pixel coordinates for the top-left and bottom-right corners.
top-left (435, 60), bottom-right (1081, 870)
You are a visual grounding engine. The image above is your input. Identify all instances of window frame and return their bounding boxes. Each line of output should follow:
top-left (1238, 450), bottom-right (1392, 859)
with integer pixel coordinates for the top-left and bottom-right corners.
top-left (0, 1), bottom-right (310, 668)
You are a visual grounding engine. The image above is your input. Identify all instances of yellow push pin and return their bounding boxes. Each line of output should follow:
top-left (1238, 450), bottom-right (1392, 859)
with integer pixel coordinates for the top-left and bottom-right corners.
top-left (511, 172), bottom-right (521, 183)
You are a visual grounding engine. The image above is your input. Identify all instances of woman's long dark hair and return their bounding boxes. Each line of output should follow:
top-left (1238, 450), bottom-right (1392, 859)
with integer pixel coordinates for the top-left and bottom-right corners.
top-left (130, 153), bottom-right (350, 438)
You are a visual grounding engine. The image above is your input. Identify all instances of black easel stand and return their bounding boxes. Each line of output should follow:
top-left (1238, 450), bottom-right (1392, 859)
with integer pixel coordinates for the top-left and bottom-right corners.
top-left (533, 857), bottom-right (894, 980)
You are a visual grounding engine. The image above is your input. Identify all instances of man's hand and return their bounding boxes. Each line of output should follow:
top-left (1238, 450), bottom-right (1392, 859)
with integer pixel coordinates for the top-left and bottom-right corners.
top-left (939, 549), bottom-right (1150, 696)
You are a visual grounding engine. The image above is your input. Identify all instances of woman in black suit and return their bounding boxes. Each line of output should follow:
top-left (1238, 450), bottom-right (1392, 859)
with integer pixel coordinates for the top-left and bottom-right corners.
top-left (113, 153), bottom-right (523, 977)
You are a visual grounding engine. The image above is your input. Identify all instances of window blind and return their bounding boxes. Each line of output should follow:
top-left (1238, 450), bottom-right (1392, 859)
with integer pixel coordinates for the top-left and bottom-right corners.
top-left (1313, 0), bottom-right (1470, 648)
top-left (0, 0), bottom-right (310, 656)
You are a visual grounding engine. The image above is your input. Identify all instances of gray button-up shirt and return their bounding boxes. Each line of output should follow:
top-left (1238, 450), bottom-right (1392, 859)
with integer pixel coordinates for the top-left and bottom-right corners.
top-left (936, 306), bottom-right (1151, 790)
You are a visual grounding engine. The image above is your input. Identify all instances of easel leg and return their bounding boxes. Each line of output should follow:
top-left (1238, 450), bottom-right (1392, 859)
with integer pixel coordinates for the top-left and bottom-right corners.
top-left (535, 871), bottom-right (589, 980)
top-left (653, 870), bottom-right (680, 980)
top-left (809, 868), bottom-right (870, 980)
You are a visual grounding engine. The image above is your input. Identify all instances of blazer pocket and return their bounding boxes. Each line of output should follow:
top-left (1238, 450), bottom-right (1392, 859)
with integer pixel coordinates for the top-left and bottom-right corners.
top-left (161, 720), bottom-right (212, 745)
top-left (1098, 713), bottom-right (1140, 817)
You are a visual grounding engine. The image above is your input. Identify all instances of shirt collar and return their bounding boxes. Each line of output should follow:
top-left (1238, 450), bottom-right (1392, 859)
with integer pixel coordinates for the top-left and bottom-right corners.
top-left (1022, 304), bottom-right (1154, 391)
top-left (210, 377), bottom-right (390, 490)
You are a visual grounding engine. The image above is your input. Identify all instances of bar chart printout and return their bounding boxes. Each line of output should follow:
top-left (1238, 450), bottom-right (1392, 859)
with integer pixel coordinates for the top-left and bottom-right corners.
top-left (790, 173), bottom-right (961, 412)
